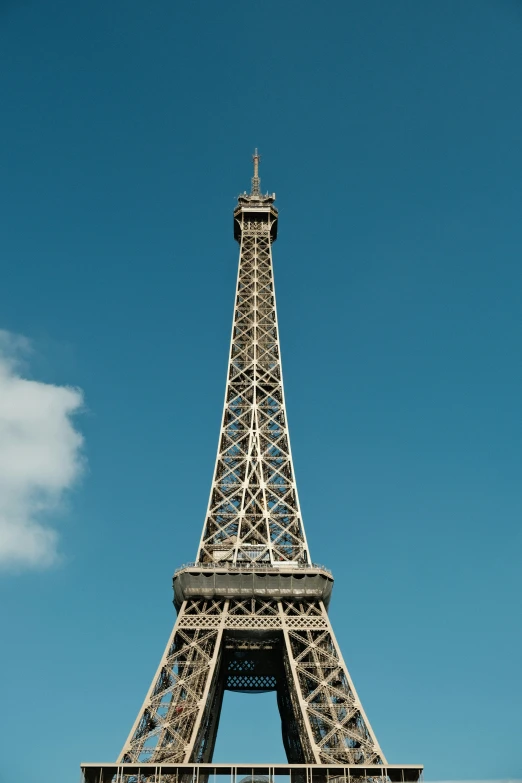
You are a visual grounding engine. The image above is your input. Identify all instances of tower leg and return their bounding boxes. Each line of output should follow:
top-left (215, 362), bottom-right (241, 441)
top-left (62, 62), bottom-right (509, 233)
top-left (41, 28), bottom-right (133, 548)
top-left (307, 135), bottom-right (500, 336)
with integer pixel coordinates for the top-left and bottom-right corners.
top-left (280, 600), bottom-right (386, 764)
top-left (279, 602), bottom-right (321, 763)
top-left (118, 599), bottom-right (228, 765)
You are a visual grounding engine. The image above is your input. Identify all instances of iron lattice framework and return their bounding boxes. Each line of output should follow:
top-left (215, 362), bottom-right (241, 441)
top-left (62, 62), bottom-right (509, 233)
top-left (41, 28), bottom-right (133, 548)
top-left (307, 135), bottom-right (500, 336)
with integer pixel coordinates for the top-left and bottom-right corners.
top-left (197, 165), bottom-right (308, 567)
top-left (116, 153), bottom-right (390, 770)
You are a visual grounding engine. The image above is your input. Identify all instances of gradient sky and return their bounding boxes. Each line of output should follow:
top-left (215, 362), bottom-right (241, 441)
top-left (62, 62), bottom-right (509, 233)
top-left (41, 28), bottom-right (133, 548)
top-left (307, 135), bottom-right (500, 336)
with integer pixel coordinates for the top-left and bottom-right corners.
top-left (1, 2), bottom-right (521, 782)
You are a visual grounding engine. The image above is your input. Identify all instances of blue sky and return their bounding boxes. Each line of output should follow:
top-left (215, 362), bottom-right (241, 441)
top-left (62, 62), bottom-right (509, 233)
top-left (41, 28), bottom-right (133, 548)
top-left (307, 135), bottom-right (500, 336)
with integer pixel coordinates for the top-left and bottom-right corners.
top-left (1, 1), bottom-right (521, 781)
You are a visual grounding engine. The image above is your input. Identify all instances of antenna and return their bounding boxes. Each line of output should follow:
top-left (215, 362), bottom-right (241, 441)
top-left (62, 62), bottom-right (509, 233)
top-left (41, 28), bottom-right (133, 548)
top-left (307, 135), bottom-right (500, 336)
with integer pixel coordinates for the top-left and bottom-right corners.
top-left (251, 148), bottom-right (261, 196)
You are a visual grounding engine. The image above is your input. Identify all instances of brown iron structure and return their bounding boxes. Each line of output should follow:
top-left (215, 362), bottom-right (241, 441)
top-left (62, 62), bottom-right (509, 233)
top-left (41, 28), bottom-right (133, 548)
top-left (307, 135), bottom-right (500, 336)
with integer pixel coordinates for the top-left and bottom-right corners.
top-left (81, 153), bottom-right (422, 783)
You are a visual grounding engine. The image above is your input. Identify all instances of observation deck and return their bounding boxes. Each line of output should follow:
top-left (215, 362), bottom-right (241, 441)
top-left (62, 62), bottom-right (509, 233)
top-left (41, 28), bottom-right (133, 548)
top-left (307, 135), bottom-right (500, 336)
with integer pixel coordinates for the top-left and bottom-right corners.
top-left (173, 562), bottom-right (333, 611)
top-left (233, 149), bottom-right (278, 242)
top-left (233, 194), bottom-right (278, 242)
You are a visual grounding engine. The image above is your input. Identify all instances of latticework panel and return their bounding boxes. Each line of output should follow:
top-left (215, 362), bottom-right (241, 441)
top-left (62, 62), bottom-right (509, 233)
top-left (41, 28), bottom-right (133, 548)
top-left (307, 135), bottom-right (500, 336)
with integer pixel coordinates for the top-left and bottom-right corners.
top-left (285, 613), bottom-right (384, 765)
top-left (119, 611), bottom-right (222, 764)
top-left (197, 217), bottom-right (309, 566)
top-left (119, 599), bottom-right (385, 767)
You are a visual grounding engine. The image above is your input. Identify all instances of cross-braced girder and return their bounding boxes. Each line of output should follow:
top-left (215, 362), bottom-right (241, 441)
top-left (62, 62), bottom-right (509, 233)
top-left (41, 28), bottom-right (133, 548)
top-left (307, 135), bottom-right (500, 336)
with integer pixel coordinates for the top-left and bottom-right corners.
top-left (197, 211), bottom-right (309, 567)
top-left (118, 599), bottom-right (385, 766)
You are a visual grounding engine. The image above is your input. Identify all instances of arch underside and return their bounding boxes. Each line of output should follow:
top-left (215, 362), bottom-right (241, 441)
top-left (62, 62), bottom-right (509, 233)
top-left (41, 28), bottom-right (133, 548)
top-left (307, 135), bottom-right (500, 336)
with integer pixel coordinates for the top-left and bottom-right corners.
top-left (120, 599), bottom-right (384, 767)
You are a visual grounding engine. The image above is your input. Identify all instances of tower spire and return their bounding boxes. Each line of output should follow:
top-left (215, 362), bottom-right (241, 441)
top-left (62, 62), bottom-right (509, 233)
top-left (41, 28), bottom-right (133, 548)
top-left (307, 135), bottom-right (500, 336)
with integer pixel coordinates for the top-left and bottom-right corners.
top-left (251, 147), bottom-right (261, 196)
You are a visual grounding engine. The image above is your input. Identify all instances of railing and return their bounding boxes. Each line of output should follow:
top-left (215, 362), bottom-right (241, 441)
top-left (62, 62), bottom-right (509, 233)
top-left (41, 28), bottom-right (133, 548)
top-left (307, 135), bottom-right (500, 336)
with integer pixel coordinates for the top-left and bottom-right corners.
top-left (174, 561), bottom-right (332, 577)
top-left (81, 761), bottom-right (424, 783)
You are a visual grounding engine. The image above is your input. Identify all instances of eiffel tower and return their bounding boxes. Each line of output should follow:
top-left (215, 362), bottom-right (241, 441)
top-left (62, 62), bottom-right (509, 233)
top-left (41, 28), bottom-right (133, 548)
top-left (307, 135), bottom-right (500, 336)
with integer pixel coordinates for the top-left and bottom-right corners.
top-left (81, 154), bottom-right (423, 783)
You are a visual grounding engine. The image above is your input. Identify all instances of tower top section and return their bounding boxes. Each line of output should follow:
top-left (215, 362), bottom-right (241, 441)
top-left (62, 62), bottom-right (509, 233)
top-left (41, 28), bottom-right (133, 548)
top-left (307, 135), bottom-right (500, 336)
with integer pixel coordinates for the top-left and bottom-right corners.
top-left (234, 149), bottom-right (278, 242)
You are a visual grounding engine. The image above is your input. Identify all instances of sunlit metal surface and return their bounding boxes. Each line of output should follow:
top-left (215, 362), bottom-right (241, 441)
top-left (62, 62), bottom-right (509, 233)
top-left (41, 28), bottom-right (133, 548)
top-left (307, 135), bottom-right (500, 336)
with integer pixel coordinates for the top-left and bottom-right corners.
top-left (82, 156), bottom-right (421, 775)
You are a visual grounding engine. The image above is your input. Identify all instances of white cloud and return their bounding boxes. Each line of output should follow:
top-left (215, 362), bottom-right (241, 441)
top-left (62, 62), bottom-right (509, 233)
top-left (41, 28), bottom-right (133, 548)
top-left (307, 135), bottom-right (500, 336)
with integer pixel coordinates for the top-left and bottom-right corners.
top-left (0, 330), bottom-right (84, 569)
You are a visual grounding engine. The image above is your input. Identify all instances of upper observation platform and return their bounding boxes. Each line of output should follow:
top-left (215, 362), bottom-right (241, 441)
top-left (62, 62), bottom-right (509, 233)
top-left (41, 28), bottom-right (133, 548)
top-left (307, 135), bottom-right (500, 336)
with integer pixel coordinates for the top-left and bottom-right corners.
top-left (234, 148), bottom-right (278, 242)
top-left (173, 562), bottom-right (333, 611)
